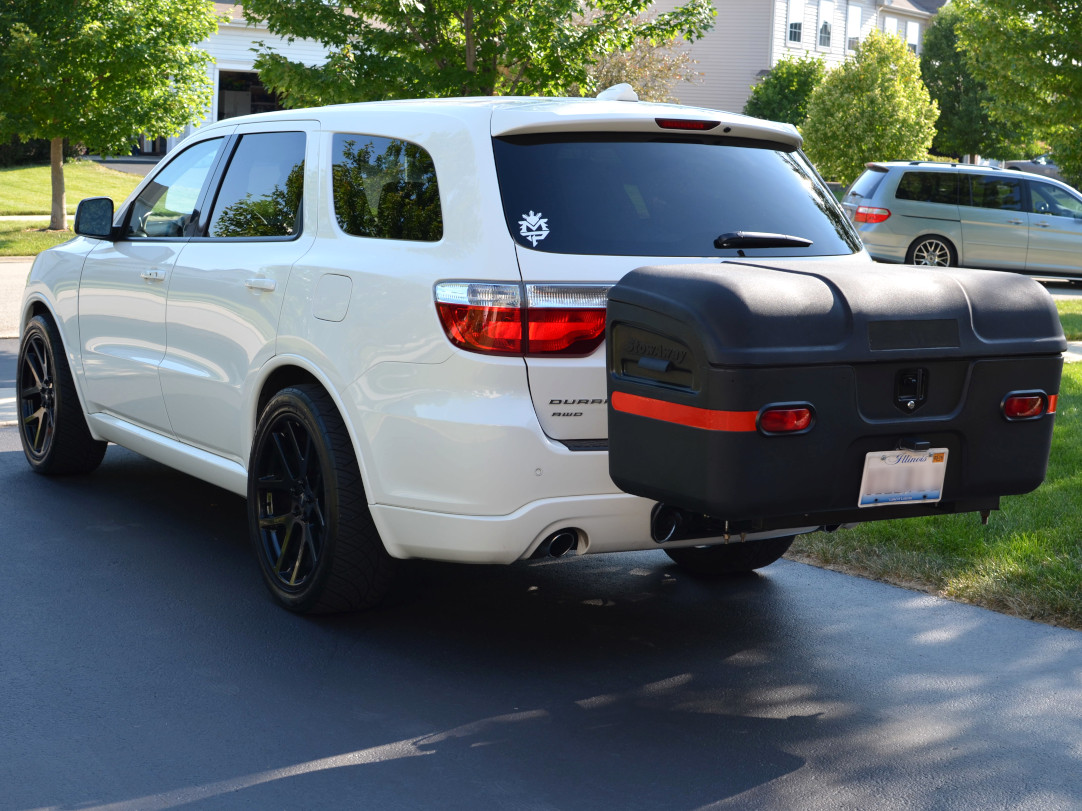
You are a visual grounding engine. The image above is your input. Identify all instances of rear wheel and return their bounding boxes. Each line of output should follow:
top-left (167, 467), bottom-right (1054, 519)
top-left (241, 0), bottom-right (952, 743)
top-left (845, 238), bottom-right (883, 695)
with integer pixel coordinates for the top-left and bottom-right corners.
top-left (17, 314), bottom-right (107, 475)
top-left (248, 384), bottom-right (395, 613)
top-left (907, 236), bottom-right (956, 267)
top-left (664, 535), bottom-right (795, 576)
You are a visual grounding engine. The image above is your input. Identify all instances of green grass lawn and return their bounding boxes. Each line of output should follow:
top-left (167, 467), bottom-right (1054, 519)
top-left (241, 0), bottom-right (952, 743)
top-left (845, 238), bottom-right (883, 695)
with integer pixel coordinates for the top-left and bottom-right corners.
top-left (0, 160), bottom-right (141, 216)
top-left (1054, 296), bottom-right (1082, 340)
top-left (791, 359), bottom-right (1082, 630)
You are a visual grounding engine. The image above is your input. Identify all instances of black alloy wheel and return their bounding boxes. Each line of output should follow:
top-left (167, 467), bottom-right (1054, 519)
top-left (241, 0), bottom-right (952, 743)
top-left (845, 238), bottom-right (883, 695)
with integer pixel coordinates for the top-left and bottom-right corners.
top-left (17, 314), bottom-right (107, 475)
top-left (248, 384), bottom-right (394, 613)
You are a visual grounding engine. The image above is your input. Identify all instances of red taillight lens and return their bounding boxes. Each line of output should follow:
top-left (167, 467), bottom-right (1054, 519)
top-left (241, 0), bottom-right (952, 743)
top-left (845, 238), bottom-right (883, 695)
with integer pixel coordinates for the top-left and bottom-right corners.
top-left (1003, 392), bottom-right (1048, 420)
top-left (435, 282), bottom-right (609, 356)
top-left (855, 205), bottom-right (891, 224)
top-left (655, 118), bottom-right (721, 131)
top-left (758, 404), bottom-right (814, 434)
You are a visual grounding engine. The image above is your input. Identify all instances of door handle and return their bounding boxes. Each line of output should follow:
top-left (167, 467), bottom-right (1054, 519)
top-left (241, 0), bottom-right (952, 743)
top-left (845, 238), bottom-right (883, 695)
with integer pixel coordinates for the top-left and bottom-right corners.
top-left (245, 278), bottom-right (277, 292)
top-left (1007, 219), bottom-right (1024, 225)
top-left (1035, 221), bottom-right (1052, 228)
top-left (140, 269), bottom-right (167, 282)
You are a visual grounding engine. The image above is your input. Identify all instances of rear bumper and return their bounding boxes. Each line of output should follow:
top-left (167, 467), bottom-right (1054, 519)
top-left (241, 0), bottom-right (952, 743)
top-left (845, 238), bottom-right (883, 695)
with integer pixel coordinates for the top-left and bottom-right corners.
top-left (370, 493), bottom-right (814, 563)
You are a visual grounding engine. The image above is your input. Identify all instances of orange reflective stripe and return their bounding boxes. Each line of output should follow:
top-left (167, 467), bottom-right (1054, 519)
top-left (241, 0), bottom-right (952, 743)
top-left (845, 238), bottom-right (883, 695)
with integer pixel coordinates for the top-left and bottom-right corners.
top-left (1049, 394), bottom-right (1058, 414)
top-left (611, 391), bottom-right (758, 432)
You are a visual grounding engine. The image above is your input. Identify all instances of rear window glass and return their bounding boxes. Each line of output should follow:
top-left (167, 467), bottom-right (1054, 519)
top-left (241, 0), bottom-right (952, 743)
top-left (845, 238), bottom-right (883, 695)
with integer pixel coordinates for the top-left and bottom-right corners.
top-left (492, 135), bottom-right (861, 257)
top-left (895, 171), bottom-right (959, 205)
top-left (847, 167), bottom-right (887, 201)
top-left (331, 134), bottom-right (442, 242)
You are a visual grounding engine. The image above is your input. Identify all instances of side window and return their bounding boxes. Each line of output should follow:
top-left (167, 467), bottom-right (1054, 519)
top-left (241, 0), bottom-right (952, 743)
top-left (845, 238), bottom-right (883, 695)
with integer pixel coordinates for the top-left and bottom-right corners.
top-left (206, 132), bottom-right (306, 238)
top-left (895, 172), bottom-right (958, 205)
top-left (331, 133), bottom-right (443, 242)
top-left (125, 138), bottom-right (222, 238)
top-left (968, 175), bottom-right (1023, 211)
top-left (1029, 182), bottom-right (1082, 218)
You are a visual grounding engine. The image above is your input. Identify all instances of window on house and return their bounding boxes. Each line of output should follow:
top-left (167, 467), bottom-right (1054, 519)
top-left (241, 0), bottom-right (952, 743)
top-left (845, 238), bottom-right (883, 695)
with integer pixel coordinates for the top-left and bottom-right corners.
top-left (906, 20), bottom-right (920, 52)
top-left (883, 16), bottom-right (898, 37)
top-left (847, 5), bottom-right (861, 50)
top-left (818, 1), bottom-right (834, 47)
top-left (788, 0), bottom-right (805, 44)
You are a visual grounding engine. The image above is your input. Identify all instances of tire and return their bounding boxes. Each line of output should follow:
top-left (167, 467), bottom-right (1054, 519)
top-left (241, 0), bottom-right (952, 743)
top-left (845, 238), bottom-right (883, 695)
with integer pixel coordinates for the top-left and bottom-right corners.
top-left (248, 384), bottom-right (395, 613)
top-left (664, 535), bottom-right (795, 576)
top-left (16, 314), bottom-right (107, 475)
top-left (907, 236), bottom-right (957, 267)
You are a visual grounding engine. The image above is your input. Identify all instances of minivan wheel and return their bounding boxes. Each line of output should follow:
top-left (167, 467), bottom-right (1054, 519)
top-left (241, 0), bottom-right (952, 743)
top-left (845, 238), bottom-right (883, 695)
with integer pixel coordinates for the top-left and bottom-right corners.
top-left (907, 236), bottom-right (956, 267)
top-left (664, 535), bottom-right (795, 576)
top-left (16, 314), bottom-right (107, 475)
top-left (248, 384), bottom-right (395, 613)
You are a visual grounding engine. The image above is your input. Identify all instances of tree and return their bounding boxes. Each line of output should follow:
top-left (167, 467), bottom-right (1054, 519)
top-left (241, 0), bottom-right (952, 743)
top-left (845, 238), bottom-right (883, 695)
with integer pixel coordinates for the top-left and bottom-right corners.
top-left (0, 0), bottom-right (220, 230)
top-left (920, 3), bottom-right (1038, 162)
top-left (241, 0), bottom-right (715, 105)
top-left (580, 31), bottom-right (698, 104)
top-left (802, 31), bottom-right (938, 186)
top-left (953, 0), bottom-right (1082, 186)
top-left (743, 53), bottom-right (825, 127)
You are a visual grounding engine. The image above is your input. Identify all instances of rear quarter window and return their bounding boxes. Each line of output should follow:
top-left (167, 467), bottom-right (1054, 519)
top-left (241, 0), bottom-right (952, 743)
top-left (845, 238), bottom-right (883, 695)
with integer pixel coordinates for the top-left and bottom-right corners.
top-left (894, 171), bottom-right (959, 205)
top-left (331, 134), bottom-right (442, 242)
top-left (847, 167), bottom-right (888, 201)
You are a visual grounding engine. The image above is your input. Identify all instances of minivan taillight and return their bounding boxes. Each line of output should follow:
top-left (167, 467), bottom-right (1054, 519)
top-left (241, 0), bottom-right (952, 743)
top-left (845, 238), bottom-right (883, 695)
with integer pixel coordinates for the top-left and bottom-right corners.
top-left (435, 282), bottom-right (610, 355)
top-left (854, 205), bottom-right (891, 224)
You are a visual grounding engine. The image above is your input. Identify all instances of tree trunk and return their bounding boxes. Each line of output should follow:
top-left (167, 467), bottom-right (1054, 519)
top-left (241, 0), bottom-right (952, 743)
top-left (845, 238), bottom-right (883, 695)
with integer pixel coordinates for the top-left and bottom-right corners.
top-left (49, 137), bottom-right (67, 231)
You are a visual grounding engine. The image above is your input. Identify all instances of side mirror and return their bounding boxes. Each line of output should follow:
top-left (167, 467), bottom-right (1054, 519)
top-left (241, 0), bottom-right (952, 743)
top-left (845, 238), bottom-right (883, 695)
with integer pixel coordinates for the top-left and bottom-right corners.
top-left (73, 197), bottom-right (116, 239)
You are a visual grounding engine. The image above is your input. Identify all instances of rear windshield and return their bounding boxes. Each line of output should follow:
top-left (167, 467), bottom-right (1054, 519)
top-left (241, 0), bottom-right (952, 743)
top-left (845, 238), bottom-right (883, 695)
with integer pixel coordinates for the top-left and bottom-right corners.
top-left (492, 135), bottom-right (861, 257)
top-left (846, 167), bottom-right (888, 201)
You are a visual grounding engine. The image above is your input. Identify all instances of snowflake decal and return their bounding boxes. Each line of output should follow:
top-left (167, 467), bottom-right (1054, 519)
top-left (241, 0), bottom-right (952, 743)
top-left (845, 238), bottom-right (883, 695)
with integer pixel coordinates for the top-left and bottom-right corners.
top-left (518, 210), bottom-right (550, 247)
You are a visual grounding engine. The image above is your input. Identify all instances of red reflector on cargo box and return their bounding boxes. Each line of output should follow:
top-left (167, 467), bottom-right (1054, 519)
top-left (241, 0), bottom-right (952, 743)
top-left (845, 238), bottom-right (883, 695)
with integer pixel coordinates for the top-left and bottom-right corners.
top-left (611, 392), bottom-right (757, 431)
top-left (758, 405), bottom-right (814, 434)
top-left (1003, 392), bottom-right (1047, 420)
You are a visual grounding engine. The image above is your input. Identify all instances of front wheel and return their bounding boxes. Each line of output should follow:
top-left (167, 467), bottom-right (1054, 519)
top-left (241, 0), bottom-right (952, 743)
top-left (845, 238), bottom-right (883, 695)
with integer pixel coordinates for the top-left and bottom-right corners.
top-left (664, 535), bottom-right (795, 576)
top-left (17, 314), bottom-right (107, 475)
top-left (248, 384), bottom-right (395, 613)
top-left (907, 236), bottom-right (957, 267)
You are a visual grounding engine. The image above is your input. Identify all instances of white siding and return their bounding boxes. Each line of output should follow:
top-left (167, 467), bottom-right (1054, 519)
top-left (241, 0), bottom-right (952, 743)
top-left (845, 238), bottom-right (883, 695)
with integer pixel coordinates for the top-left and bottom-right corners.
top-left (653, 0), bottom-right (775, 113)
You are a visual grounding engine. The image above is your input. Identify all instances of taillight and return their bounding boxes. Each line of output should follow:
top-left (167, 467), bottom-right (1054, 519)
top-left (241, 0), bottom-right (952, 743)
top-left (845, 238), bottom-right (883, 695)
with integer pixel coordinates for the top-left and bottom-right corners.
top-left (435, 282), bottom-right (609, 356)
top-left (655, 118), bottom-right (721, 131)
top-left (855, 206), bottom-right (891, 224)
top-left (1002, 391), bottom-right (1049, 421)
top-left (758, 404), bottom-right (814, 435)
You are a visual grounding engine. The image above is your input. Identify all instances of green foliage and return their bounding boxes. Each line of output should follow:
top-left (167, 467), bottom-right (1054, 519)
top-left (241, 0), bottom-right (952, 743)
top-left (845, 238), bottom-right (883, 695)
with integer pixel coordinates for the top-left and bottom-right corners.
top-left (241, 0), bottom-right (715, 105)
top-left (743, 53), bottom-right (825, 126)
top-left (211, 164), bottom-right (306, 238)
top-left (803, 31), bottom-right (938, 186)
top-left (920, 4), bottom-right (1039, 161)
top-left (954, 0), bottom-right (1082, 187)
top-left (0, 0), bottom-right (220, 155)
top-left (580, 33), bottom-right (697, 103)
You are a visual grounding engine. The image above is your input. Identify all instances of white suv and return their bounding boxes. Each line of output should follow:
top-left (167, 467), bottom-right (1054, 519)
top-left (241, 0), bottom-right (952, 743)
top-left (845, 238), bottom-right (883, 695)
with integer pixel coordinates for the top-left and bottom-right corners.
top-left (18, 94), bottom-right (868, 612)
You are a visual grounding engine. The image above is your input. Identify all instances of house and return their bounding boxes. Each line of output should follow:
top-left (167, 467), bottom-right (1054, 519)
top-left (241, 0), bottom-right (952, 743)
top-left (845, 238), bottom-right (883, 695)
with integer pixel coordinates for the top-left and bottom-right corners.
top-left (655, 0), bottom-right (948, 114)
top-left (148, 3), bottom-right (328, 154)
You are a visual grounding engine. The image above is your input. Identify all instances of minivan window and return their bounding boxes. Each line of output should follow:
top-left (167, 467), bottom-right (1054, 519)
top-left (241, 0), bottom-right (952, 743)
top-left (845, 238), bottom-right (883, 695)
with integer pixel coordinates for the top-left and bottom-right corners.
top-left (966, 174), bottom-right (1023, 211)
top-left (331, 134), bottom-right (442, 242)
top-left (895, 171), bottom-right (958, 205)
top-left (847, 167), bottom-right (887, 201)
top-left (493, 135), bottom-right (862, 257)
top-left (1029, 182), bottom-right (1082, 218)
top-left (207, 131), bottom-right (305, 238)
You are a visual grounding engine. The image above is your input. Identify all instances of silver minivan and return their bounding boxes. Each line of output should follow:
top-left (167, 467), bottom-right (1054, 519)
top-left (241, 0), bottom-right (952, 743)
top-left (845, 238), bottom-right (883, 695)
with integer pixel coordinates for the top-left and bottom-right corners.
top-left (843, 161), bottom-right (1082, 277)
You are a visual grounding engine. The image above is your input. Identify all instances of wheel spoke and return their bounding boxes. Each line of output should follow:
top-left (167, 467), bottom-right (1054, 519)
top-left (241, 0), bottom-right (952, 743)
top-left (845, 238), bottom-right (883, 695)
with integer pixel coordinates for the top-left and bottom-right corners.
top-left (271, 432), bottom-right (297, 481)
top-left (289, 525), bottom-right (308, 585)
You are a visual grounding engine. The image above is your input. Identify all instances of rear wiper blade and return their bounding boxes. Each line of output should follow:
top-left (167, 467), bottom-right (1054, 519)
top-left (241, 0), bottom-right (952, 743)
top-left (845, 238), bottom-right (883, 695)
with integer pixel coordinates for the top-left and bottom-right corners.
top-left (714, 231), bottom-right (813, 249)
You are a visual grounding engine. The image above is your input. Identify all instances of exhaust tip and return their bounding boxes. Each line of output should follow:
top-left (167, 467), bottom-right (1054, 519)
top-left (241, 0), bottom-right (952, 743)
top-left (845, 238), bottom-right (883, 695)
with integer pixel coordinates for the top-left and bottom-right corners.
top-left (533, 529), bottom-right (579, 559)
top-left (651, 504), bottom-right (683, 544)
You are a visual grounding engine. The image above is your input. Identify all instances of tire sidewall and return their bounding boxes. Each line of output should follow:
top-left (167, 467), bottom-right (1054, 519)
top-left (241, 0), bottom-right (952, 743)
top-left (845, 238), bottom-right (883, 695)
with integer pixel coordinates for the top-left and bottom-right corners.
top-left (247, 387), bottom-right (342, 613)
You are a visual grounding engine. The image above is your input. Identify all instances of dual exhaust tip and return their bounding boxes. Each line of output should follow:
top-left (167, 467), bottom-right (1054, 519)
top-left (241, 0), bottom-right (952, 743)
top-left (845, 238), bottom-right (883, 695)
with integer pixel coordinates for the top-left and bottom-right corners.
top-left (533, 529), bottom-right (579, 559)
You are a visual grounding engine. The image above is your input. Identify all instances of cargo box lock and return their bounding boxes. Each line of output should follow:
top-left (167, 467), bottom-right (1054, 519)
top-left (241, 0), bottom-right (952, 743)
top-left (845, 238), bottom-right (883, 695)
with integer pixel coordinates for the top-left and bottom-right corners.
top-left (895, 368), bottom-right (928, 413)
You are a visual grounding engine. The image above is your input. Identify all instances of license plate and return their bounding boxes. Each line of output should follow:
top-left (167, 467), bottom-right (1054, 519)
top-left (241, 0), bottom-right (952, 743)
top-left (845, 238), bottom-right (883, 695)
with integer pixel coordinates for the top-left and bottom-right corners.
top-left (857, 448), bottom-right (948, 507)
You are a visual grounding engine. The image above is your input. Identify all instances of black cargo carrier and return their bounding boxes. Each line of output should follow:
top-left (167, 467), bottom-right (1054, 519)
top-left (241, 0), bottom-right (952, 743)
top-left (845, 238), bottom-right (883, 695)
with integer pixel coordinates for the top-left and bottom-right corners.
top-left (607, 260), bottom-right (1066, 540)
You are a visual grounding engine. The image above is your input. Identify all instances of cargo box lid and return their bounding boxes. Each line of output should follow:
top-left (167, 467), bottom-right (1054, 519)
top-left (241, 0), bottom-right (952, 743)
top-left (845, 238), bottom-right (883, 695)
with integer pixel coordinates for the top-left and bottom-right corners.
top-left (607, 260), bottom-right (1066, 367)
